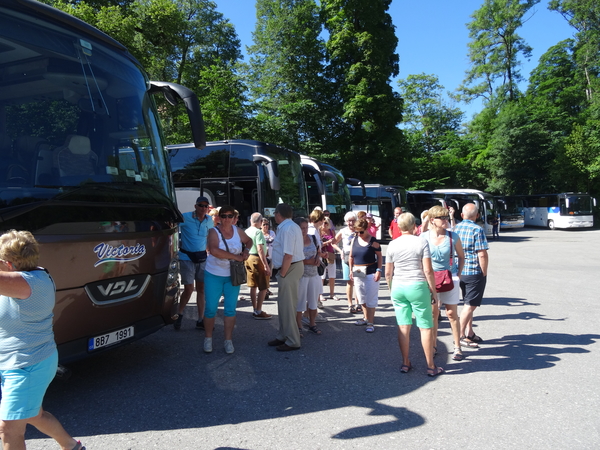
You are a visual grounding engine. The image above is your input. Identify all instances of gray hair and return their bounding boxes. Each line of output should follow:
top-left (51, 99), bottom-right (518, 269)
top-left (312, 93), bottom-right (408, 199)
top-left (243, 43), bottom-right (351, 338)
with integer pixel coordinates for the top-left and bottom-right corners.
top-left (344, 211), bottom-right (357, 222)
top-left (251, 212), bottom-right (263, 225)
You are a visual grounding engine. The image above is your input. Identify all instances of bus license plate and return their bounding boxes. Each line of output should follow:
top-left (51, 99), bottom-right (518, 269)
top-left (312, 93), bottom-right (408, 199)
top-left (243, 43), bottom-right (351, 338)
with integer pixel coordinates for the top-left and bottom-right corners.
top-left (88, 327), bottom-right (134, 351)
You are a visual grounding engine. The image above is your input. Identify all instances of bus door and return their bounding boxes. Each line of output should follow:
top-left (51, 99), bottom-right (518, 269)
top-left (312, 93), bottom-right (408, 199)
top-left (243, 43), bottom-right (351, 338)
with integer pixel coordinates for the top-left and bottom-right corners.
top-left (200, 177), bottom-right (258, 228)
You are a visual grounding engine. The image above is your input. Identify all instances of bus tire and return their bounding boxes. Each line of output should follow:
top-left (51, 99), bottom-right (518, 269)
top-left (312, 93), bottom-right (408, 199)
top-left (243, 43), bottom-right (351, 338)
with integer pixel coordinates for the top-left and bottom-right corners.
top-left (548, 220), bottom-right (555, 230)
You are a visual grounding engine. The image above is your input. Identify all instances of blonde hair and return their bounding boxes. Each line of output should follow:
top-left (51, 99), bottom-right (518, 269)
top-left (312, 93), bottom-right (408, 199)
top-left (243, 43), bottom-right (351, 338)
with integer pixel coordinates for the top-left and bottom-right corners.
top-left (398, 212), bottom-right (416, 232)
top-left (354, 218), bottom-right (369, 231)
top-left (0, 230), bottom-right (39, 271)
top-left (309, 209), bottom-right (324, 223)
top-left (428, 205), bottom-right (448, 220)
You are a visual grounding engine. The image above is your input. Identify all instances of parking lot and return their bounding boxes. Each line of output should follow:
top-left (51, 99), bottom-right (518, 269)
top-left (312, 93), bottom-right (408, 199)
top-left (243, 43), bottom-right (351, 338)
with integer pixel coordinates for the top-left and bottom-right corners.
top-left (26, 227), bottom-right (600, 449)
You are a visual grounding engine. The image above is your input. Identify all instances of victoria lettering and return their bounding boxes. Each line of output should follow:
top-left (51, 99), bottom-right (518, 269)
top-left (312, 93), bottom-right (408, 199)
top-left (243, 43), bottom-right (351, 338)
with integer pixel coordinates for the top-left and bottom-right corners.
top-left (93, 242), bottom-right (146, 267)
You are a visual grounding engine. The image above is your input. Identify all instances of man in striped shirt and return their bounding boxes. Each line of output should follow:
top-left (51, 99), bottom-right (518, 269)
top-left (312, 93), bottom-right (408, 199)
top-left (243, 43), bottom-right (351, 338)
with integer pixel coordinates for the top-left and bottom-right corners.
top-left (454, 203), bottom-right (489, 348)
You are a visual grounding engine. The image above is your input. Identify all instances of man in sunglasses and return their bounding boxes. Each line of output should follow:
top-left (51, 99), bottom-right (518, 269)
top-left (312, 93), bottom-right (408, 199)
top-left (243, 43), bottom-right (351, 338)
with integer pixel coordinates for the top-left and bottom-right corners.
top-left (174, 196), bottom-right (214, 330)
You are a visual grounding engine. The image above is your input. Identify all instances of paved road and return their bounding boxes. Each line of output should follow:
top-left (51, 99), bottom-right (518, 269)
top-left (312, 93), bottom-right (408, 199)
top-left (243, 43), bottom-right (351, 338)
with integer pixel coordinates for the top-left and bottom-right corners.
top-left (26, 228), bottom-right (600, 449)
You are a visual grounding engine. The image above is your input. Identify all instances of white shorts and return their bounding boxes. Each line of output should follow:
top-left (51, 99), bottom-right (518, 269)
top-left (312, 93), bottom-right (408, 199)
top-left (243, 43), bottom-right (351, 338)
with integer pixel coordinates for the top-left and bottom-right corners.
top-left (438, 275), bottom-right (460, 305)
top-left (322, 260), bottom-right (336, 280)
top-left (297, 275), bottom-right (322, 311)
top-left (354, 273), bottom-right (380, 309)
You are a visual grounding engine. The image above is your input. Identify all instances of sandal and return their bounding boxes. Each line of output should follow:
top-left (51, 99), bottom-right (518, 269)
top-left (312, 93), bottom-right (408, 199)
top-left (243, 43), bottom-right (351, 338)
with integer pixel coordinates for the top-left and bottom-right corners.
top-left (308, 325), bottom-right (322, 335)
top-left (298, 327), bottom-right (304, 338)
top-left (356, 305), bottom-right (363, 313)
top-left (329, 295), bottom-right (340, 301)
top-left (400, 363), bottom-right (412, 373)
top-left (365, 324), bottom-right (375, 333)
top-left (427, 366), bottom-right (445, 377)
top-left (452, 347), bottom-right (464, 361)
top-left (354, 319), bottom-right (367, 326)
top-left (349, 305), bottom-right (358, 314)
top-left (467, 333), bottom-right (483, 343)
top-left (460, 336), bottom-right (479, 348)
top-left (72, 442), bottom-right (86, 450)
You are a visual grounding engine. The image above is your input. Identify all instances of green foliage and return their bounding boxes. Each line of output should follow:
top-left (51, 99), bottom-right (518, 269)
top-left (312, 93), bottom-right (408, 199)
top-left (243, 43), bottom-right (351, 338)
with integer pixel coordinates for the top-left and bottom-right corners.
top-left (322, 0), bottom-right (406, 184)
top-left (458, 0), bottom-right (539, 104)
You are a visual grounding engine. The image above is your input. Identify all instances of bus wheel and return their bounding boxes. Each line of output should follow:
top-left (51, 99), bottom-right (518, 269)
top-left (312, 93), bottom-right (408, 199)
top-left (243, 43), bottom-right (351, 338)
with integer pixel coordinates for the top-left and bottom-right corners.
top-left (548, 220), bottom-right (555, 230)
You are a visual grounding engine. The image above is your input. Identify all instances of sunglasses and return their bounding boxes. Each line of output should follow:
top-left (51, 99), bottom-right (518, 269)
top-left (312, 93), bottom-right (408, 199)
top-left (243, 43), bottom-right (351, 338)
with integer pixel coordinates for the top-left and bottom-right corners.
top-left (435, 216), bottom-right (449, 220)
top-left (220, 214), bottom-right (235, 219)
top-left (355, 230), bottom-right (365, 234)
top-left (196, 204), bottom-right (209, 208)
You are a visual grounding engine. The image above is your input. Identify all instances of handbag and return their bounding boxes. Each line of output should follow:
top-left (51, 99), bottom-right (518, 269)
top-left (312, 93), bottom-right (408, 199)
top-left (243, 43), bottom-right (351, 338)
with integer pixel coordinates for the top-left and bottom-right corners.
top-left (434, 233), bottom-right (454, 293)
top-left (215, 227), bottom-right (247, 287)
top-left (311, 235), bottom-right (327, 276)
top-left (352, 265), bottom-right (367, 278)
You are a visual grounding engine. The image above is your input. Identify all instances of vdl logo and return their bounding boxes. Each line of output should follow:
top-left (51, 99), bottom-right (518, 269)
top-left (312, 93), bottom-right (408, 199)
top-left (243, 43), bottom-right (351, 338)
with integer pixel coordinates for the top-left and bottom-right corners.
top-left (93, 242), bottom-right (146, 267)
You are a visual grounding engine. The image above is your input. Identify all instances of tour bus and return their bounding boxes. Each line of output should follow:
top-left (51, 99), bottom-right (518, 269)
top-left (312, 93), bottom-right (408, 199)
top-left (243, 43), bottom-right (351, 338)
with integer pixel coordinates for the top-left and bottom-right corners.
top-left (495, 196), bottom-right (525, 230)
top-left (433, 189), bottom-right (498, 236)
top-left (349, 184), bottom-right (407, 239)
top-left (301, 155), bottom-right (352, 227)
top-left (406, 190), bottom-right (446, 223)
top-left (0, 0), bottom-right (206, 363)
top-left (521, 193), bottom-right (595, 229)
top-left (168, 140), bottom-right (309, 227)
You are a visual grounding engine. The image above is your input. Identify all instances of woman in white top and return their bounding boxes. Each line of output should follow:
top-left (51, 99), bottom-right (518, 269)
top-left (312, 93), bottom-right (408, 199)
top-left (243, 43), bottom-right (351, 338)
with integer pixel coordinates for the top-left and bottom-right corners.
top-left (385, 212), bottom-right (443, 377)
top-left (204, 205), bottom-right (252, 354)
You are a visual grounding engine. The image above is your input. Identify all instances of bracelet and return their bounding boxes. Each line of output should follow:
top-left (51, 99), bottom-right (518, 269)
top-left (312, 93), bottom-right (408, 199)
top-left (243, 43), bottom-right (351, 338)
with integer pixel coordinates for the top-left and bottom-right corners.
top-left (376, 268), bottom-right (382, 273)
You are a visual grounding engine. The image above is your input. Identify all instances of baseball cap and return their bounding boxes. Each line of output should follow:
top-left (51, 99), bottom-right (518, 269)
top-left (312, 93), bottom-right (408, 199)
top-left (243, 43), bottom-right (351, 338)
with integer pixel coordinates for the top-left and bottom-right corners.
top-left (196, 196), bottom-right (210, 205)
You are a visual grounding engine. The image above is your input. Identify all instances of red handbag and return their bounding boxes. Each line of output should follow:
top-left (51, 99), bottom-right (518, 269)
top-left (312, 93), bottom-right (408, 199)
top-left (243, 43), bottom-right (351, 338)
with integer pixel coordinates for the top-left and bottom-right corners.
top-left (434, 234), bottom-right (454, 293)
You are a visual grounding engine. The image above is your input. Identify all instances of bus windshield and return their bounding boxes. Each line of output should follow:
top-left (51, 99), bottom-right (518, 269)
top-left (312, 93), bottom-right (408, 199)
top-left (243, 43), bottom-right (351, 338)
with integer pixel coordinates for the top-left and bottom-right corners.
top-left (0, 10), bottom-right (176, 229)
top-left (565, 195), bottom-right (593, 215)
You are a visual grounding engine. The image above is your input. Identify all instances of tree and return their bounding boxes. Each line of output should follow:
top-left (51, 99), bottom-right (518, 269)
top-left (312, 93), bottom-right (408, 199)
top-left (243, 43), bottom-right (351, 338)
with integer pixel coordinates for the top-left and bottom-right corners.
top-left (549, 0), bottom-right (600, 102)
top-left (322, 0), bottom-right (405, 183)
top-left (245, 0), bottom-right (331, 155)
top-left (458, 0), bottom-right (539, 104)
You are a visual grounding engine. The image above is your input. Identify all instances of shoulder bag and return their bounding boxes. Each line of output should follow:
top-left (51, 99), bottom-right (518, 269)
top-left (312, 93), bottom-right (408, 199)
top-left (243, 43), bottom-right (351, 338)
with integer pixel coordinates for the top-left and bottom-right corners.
top-left (433, 232), bottom-right (454, 293)
top-left (215, 227), bottom-right (247, 286)
top-left (311, 235), bottom-right (327, 276)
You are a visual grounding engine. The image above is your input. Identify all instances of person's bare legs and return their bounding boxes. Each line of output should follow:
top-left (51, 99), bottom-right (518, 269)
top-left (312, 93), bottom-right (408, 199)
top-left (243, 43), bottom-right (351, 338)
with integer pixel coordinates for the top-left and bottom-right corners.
top-left (419, 327), bottom-right (436, 369)
top-left (249, 286), bottom-right (258, 311)
top-left (397, 325), bottom-right (411, 366)
top-left (445, 304), bottom-right (461, 349)
top-left (460, 304), bottom-right (477, 338)
top-left (256, 288), bottom-right (268, 312)
top-left (223, 316), bottom-right (236, 341)
top-left (346, 281), bottom-right (354, 308)
top-left (432, 301), bottom-right (440, 343)
top-left (204, 317), bottom-right (216, 338)
top-left (196, 281), bottom-right (205, 320)
top-left (328, 277), bottom-right (336, 297)
top-left (363, 305), bottom-right (375, 324)
top-left (296, 311), bottom-right (304, 330)
top-left (308, 308), bottom-right (318, 327)
top-left (1, 408), bottom-right (78, 450)
top-left (179, 284), bottom-right (194, 315)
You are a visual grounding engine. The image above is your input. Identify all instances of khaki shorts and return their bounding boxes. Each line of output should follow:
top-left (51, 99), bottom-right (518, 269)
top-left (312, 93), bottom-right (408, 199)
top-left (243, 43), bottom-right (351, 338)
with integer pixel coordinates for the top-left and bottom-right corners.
top-left (245, 255), bottom-right (269, 290)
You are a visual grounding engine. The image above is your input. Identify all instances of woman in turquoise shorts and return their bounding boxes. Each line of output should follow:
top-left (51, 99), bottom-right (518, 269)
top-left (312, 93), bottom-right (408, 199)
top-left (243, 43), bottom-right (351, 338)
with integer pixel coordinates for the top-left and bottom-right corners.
top-left (385, 213), bottom-right (443, 377)
top-left (0, 230), bottom-right (85, 449)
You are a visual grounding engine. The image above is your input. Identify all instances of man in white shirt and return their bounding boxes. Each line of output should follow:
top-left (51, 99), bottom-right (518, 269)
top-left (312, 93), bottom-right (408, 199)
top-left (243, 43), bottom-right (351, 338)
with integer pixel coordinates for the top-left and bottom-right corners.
top-left (269, 204), bottom-right (304, 351)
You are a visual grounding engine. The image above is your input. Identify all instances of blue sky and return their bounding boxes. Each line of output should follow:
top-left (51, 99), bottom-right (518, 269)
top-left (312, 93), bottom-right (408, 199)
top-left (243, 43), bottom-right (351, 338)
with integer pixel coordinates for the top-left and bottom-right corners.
top-left (213, 1), bottom-right (575, 119)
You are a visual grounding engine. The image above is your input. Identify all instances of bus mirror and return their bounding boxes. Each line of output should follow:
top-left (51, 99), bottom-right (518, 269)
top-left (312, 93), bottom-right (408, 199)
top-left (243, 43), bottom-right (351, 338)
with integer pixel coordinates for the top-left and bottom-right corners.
top-left (149, 81), bottom-right (206, 150)
top-left (253, 154), bottom-right (280, 191)
top-left (322, 170), bottom-right (338, 192)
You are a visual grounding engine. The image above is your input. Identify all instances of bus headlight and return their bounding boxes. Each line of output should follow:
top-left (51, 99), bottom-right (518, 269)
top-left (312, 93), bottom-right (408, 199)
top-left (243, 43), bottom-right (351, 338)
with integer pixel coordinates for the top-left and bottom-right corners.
top-left (167, 258), bottom-right (179, 286)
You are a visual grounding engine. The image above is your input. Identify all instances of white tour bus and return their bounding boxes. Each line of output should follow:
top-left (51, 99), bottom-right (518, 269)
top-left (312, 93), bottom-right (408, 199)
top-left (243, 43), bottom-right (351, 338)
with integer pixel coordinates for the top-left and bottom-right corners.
top-left (521, 193), bottom-right (595, 229)
top-left (433, 189), bottom-right (498, 236)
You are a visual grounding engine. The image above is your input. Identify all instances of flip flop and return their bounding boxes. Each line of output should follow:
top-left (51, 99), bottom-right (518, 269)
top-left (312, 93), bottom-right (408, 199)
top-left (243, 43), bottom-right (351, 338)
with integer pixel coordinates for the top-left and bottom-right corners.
top-left (468, 333), bottom-right (483, 343)
top-left (400, 363), bottom-right (412, 373)
top-left (460, 336), bottom-right (479, 348)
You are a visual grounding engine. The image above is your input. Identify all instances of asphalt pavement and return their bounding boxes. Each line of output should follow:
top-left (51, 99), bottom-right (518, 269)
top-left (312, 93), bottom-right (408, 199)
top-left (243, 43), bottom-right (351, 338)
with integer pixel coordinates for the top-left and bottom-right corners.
top-left (25, 227), bottom-right (600, 449)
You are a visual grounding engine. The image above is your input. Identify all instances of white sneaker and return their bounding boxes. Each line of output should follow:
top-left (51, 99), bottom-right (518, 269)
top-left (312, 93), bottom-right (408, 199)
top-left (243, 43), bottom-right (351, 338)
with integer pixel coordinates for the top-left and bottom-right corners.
top-left (224, 340), bottom-right (234, 354)
top-left (203, 337), bottom-right (213, 353)
top-left (315, 313), bottom-right (328, 323)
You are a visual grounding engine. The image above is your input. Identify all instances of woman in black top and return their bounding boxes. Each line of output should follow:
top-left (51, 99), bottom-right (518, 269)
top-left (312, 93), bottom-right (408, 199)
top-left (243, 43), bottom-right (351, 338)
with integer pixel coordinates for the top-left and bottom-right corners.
top-left (348, 218), bottom-right (382, 332)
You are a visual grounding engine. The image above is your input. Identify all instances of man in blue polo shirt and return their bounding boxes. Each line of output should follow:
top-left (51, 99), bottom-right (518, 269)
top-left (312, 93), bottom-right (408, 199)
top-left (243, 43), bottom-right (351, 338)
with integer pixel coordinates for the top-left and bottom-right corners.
top-left (454, 203), bottom-right (489, 348)
top-left (175, 196), bottom-right (214, 330)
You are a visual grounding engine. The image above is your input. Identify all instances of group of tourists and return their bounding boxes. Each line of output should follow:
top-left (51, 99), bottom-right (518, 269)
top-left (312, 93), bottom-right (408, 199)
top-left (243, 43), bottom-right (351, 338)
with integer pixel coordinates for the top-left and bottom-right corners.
top-left (173, 196), bottom-right (489, 377)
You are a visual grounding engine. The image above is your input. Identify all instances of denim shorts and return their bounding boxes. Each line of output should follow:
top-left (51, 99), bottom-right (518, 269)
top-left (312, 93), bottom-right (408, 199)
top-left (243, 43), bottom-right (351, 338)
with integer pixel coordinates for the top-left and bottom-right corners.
top-left (180, 260), bottom-right (206, 285)
top-left (0, 349), bottom-right (58, 420)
